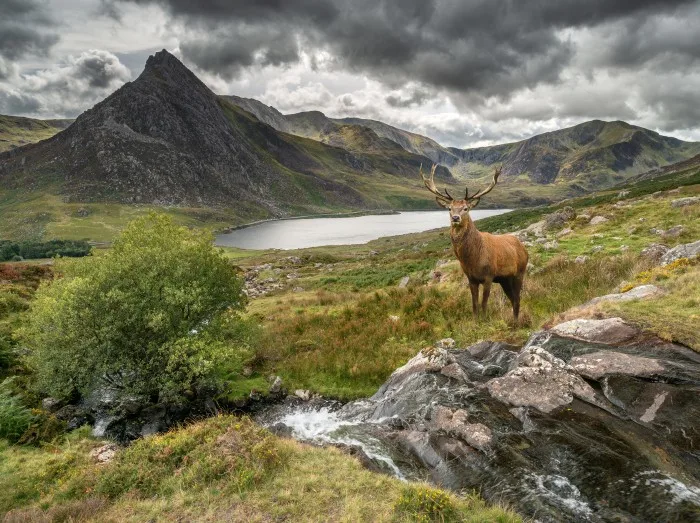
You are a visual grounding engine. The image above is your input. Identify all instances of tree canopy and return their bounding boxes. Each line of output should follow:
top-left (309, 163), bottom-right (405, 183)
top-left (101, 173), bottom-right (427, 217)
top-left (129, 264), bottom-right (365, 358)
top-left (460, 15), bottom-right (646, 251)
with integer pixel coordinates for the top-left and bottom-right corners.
top-left (24, 213), bottom-right (246, 401)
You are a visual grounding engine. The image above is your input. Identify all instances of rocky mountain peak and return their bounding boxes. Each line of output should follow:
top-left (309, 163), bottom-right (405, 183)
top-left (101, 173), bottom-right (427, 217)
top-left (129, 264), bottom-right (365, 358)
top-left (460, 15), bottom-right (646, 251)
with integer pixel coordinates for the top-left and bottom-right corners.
top-left (138, 49), bottom-right (214, 100)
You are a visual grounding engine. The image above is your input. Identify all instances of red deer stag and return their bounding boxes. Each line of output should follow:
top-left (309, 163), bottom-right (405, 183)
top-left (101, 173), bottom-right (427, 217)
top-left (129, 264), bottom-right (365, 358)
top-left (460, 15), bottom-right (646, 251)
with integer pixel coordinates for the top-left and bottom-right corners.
top-left (419, 165), bottom-right (528, 320)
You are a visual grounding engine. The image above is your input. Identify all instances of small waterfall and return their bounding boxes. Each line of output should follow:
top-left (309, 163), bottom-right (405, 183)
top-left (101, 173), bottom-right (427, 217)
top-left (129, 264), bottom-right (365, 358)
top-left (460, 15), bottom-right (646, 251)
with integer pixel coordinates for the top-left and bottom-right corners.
top-left (264, 404), bottom-right (407, 478)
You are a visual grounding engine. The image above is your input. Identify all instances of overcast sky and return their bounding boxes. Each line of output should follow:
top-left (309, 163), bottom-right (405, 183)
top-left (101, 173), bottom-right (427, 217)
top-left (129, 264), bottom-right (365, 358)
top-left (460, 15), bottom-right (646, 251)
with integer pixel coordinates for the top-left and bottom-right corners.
top-left (1, 0), bottom-right (699, 147)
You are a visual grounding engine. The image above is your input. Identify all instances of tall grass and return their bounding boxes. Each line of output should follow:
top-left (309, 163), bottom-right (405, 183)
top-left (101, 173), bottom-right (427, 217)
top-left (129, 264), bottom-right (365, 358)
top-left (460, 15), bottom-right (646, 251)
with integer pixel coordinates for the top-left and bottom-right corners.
top-left (257, 253), bottom-right (643, 398)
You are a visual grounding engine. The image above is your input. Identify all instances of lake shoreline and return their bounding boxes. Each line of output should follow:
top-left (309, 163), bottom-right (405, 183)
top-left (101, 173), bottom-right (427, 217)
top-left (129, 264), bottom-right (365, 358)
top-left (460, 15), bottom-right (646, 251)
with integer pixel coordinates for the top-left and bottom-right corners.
top-left (215, 209), bottom-right (512, 250)
top-left (218, 209), bottom-right (400, 233)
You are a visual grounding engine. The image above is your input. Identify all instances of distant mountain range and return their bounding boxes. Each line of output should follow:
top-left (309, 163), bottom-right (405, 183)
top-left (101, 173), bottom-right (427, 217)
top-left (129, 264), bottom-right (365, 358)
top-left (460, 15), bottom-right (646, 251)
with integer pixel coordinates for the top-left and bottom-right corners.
top-left (1, 49), bottom-right (699, 240)
top-left (224, 95), bottom-right (700, 193)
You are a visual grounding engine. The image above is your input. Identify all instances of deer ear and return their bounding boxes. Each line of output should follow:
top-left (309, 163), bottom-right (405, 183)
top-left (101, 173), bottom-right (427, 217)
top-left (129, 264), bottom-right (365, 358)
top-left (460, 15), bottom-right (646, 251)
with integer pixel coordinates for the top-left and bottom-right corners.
top-left (469, 198), bottom-right (481, 209)
top-left (435, 197), bottom-right (450, 209)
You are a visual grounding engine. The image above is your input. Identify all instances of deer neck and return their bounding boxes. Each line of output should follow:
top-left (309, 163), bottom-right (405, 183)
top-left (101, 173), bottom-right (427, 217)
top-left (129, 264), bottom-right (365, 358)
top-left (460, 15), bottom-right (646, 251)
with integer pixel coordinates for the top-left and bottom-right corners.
top-left (450, 215), bottom-right (483, 261)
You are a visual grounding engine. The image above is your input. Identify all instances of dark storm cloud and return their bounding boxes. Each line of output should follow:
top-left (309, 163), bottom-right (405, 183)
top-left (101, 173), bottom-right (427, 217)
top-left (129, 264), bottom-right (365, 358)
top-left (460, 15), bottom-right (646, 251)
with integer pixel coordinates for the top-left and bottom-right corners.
top-left (0, 0), bottom-right (58, 62)
top-left (385, 88), bottom-right (432, 108)
top-left (110, 0), bottom-right (696, 97)
top-left (590, 4), bottom-right (700, 70)
top-left (179, 26), bottom-right (300, 77)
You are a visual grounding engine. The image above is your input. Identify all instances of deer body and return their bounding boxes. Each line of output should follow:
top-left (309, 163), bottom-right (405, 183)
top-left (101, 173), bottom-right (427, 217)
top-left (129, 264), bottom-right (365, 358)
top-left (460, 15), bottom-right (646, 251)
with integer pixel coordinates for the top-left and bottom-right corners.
top-left (450, 213), bottom-right (528, 319)
top-left (419, 165), bottom-right (528, 320)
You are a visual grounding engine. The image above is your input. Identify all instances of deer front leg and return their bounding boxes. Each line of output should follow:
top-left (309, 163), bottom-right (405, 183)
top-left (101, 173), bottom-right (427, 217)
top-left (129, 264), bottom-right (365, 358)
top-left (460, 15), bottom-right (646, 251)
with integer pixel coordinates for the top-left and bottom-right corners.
top-left (481, 280), bottom-right (492, 315)
top-left (469, 282), bottom-right (480, 317)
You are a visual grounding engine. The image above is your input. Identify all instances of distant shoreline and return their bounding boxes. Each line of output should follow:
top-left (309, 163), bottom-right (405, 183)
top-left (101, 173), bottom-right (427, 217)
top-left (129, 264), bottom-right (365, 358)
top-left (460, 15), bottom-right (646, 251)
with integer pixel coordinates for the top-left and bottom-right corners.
top-left (218, 209), bottom-right (402, 233)
top-left (217, 207), bottom-right (509, 234)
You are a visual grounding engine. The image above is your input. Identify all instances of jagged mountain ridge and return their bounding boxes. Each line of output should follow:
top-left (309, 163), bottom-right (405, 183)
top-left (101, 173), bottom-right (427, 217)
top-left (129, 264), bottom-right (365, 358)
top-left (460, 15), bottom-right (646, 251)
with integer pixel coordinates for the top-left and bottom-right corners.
top-left (0, 51), bottom-right (450, 214)
top-left (222, 95), bottom-right (456, 163)
top-left (1, 50), bottom-right (698, 222)
top-left (225, 96), bottom-right (700, 189)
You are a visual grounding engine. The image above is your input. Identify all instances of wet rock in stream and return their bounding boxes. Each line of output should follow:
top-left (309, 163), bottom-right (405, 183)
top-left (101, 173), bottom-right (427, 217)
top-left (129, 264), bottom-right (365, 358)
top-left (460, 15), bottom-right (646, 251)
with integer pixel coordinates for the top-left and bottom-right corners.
top-left (258, 324), bottom-right (700, 522)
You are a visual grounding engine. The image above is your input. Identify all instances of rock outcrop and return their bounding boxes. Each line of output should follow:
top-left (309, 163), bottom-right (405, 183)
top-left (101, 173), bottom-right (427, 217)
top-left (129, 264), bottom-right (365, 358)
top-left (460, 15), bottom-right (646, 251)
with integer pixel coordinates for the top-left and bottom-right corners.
top-left (264, 326), bottom-right (700, 522)
top-left (660, 240), bottom-right (700, 265)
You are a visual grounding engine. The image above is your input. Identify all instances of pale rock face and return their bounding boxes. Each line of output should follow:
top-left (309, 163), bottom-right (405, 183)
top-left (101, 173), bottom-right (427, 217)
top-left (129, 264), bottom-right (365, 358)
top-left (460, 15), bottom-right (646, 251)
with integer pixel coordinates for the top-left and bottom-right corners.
top-left (589, 216), bottom-right (609, 225)
top-left (549, 317), bottom-right (639, 344)
top-left (371, 346), bottom-right (450, 400)
top-left (486, 346), bottom-right (597, 413)
top-left (670, 196), bottom-right (700, 208)
top-left (294, 389), bottom-right (312, 401)
top-left (660, 240), bottom-right (700, 266)
top-left (524, 220), bottom-right (547, 237)
top-left (584, 284), bottom-right (663, 307)
top-left (640, 243), bottom-right (669, 262)
top-left (570, 351), bottom-right (666, 380)
top-left (431, 405), bottom-right (493, 451)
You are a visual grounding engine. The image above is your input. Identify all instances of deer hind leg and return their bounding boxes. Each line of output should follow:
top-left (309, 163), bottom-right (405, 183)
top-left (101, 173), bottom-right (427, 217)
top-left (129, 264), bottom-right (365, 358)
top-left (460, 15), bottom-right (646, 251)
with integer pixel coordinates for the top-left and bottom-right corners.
top-left (481, 280), bottom-right (492, 316)
top-left (512, 275), bottom-right (524, 321)
top-left (500, 278), bottom-right (516, 310)
top-left (469, 282), bottom-right (480, 317)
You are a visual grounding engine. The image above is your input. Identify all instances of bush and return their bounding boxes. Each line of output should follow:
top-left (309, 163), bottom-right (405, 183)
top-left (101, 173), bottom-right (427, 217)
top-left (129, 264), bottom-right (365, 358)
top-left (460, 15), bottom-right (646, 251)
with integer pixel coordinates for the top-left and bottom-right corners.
top-left (394, 485), bottom-right (458, 522)
top-left (0, 379), bottom-right (35, 442)
top-left (23, 213), bottom-right (247, 401)
top-left (0, 239), bottom-right (91, 262)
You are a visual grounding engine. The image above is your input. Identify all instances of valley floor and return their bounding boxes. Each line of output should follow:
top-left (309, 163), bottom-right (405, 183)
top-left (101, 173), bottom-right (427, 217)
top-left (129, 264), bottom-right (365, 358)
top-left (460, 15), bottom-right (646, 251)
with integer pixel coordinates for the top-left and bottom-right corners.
top-left (1, 170), bottom-right (699, 521)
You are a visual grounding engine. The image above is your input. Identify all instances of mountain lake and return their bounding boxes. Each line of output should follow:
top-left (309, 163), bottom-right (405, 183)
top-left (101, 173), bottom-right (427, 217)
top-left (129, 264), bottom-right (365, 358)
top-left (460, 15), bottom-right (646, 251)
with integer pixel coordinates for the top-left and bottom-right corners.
top-left (215, 209), bottom-right (512, 250)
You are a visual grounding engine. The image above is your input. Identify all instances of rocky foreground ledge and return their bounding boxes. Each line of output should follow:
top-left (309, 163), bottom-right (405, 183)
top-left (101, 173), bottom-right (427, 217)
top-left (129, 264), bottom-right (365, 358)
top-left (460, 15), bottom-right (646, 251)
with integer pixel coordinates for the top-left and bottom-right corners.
top-left (265, 312), bottom-right (700, 522)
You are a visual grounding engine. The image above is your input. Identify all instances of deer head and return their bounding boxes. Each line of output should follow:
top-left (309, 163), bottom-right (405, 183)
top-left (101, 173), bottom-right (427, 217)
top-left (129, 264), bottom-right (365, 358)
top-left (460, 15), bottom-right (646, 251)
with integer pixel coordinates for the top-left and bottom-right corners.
top-left (419, 164), bottom-right (501, 226)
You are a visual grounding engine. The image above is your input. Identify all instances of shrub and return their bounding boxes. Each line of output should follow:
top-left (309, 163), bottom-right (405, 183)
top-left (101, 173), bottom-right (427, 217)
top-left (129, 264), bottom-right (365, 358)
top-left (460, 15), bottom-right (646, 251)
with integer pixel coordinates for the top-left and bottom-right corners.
top-left (394, 485), bottom-right (458, 522)
top-left (23, 213), bottom-right (247, 401)
top-left (0, 239), bottom-right (91, 262)
top-left (0, 379), bottom-right (35, 442)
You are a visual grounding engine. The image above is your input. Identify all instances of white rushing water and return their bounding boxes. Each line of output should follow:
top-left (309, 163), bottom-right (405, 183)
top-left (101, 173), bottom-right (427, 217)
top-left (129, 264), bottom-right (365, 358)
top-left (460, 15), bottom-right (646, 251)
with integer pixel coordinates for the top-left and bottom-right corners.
top-left (276, 406), bottom-right (406, 478)
top-left (216, 209), bottom-right (511, 250)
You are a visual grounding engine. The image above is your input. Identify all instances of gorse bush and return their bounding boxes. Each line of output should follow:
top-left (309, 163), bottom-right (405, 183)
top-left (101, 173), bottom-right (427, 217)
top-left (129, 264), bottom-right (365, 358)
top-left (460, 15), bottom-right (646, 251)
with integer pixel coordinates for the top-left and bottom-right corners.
top-left (0, 378), bottom-right (35, 442)
top-left (24, 213), bottom-right (246, 401)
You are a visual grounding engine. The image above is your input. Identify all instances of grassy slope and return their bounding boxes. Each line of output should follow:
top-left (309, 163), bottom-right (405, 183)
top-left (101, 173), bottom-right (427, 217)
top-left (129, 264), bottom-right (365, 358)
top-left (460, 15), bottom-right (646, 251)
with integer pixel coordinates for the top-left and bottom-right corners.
top-left (0, 116), bottom-right (67, 152)
top-left (0, 417), bottom-right (519, 522)
top-left (224, 175), bottom-right (699, 399)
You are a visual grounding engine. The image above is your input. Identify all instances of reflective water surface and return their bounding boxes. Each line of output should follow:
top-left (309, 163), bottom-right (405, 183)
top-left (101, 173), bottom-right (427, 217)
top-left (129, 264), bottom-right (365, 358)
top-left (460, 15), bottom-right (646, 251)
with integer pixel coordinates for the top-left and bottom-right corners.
top-left (215, 209), bottom-right (511, 250)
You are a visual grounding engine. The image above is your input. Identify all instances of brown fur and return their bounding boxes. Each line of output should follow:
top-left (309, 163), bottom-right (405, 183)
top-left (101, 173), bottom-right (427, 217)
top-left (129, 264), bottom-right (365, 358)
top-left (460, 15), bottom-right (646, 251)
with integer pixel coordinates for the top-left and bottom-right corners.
top-left (442, 199), bottom-right (529, 320)
top-left (419, 164), bottom-right (528, 319)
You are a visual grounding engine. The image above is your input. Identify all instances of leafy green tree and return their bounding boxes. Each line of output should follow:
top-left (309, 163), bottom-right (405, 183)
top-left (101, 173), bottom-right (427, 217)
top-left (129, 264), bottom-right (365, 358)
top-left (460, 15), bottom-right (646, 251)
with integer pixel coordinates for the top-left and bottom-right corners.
top-left (24, 213), bottom-right (246, 401)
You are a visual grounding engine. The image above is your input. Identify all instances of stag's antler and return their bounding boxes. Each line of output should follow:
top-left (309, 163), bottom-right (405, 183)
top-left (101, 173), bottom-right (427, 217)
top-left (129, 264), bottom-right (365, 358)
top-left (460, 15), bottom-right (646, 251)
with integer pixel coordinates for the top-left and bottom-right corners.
top-left (419, 164), bottom-right (453, 202)
top-left (468, 166), bottom-right (501, 201)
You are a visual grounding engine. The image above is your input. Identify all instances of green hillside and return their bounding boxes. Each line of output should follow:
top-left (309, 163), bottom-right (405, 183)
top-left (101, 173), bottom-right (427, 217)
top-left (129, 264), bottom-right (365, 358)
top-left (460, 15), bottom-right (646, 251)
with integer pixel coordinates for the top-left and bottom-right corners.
top-left (0, 115), bottom-right (71, 152)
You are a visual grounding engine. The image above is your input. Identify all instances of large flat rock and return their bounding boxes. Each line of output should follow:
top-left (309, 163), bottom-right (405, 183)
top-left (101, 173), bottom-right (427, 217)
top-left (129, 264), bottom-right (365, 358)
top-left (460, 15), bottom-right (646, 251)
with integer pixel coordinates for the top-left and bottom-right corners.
top-left (549, 317), bottom-right (639, 344)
